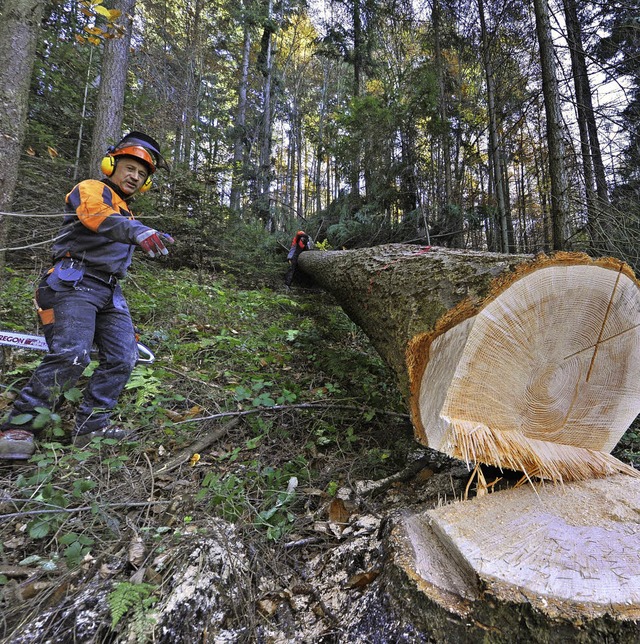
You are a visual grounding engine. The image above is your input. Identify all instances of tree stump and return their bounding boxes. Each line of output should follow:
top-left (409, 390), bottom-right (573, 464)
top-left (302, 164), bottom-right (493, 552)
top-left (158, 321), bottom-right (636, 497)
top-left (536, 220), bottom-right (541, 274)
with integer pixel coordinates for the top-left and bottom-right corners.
top-left (386, 474), bottom-right (640, 643)
top-left (299, 245), bottom-right (640, 482)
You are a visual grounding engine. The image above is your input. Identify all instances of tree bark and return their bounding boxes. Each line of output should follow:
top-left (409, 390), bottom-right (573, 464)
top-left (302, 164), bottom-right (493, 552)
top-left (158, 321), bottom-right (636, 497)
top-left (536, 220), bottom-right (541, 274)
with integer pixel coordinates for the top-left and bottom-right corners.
top-left (176, 0), bottom-right (203, 168)
top-left (257, 0), bottom-right (275, 229)
top-left (298, 244), bottom-right (640, 482)
top-left (0, 0), bottom-right (44, 275)
top-left (89, 0), bottom-right (137, 178)
top-left (433, 0), bottom-right (452, 220)
top-left (562, 0), bottom-right (611, 252)
top-left (533, 0), bottom-right (569, 251)
top-left (299, 245), bottom-right (528, 398)
top-left (229, 11), bottom-right (252, 213)
top-left (477, 0), bottom-right (509, 254)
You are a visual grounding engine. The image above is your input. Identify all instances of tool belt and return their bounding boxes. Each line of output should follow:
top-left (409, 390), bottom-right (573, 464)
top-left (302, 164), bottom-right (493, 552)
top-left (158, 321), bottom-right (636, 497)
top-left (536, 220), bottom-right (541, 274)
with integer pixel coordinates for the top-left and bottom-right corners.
top-left (84, 268), bottom-right (119, 286)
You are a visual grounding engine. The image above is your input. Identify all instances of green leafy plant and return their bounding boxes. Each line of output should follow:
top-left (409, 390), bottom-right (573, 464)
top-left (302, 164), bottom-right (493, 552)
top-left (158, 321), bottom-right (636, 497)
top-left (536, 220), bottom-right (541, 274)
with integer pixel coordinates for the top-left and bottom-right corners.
top-left (125, 366), bottom-right (163, 405)
top-left (59, 532), bottom-right (95, 567)
top-left (197, 472), bottom-right (248, 522)
top-left (13, 442), bottom-right (125, 569)
top-left (108, 581), bottom-right (158, 629)
top-left (255, 474), bottom-right (299, 540)
top-left (7, 406), bottom-right (62, 433)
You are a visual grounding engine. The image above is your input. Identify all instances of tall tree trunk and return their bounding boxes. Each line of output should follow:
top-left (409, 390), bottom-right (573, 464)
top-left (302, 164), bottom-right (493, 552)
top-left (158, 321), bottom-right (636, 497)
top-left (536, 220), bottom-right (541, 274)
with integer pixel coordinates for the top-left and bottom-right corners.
top-left (399, 126), bottom-right (419, 215)
top-left (314, 64), bottom-right (329, 216)
top-left (0, 0), bottom-right (44, 276)
top-left (562, 0), bottom-right (610, 252)
top-left (433, 0), bottom-right (452, 219)
top-left (352, 0), bottom-right (362, 97)
top-left (533, 0), bottom-right (569, 251)
top-left (349, 0), bottom-right (363, 207)
top-left (258, 0), bottom-right (275, 230)
top-left (179, 0), bottom-right (203, 168)
top-left (73, 47), bottom-right (95, 182)
top-left (477, 0), bottom-right (509, 253)
top-left (230, 20), bottom-right (252, 213)
top-left (295, 100), bottom-right (303, 219)
top-left (89, 0), bottom-right (137, 178)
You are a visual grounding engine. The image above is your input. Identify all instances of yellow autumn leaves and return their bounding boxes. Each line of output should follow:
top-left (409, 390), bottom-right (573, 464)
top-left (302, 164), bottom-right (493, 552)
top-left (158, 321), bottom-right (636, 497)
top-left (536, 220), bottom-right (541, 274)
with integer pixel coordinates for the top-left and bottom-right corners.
top-left (75, 0), bottom-right (124, 46)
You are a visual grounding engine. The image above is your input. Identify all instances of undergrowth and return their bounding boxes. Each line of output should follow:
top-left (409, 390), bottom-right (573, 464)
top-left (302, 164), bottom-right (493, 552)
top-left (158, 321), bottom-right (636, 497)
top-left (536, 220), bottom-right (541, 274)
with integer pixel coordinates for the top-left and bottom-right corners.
top-left (3, 258), bottom-right (639, 641)
top-left (0, 259), bottom-right (412, 640)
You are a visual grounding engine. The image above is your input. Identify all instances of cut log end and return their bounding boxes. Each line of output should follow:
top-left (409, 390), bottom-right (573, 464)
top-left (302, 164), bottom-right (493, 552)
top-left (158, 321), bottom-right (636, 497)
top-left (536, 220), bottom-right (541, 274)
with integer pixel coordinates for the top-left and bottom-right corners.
top-left (408, 253), bottom-right (640, 482)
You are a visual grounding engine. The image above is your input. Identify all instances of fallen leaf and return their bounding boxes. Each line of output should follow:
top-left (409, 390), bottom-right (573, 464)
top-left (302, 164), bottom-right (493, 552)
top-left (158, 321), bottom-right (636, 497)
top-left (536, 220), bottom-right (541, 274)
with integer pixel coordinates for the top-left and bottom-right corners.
top-left (99, 563), bottom-right (117, 579)
top-left (19, 580), bottom-right (52, 600)
top-left (328, 498), bottom-right (350, 525)
top-left (345, 570), bottom-right (379, 590)
top-left (414, 467), bottom-right (434, 482)
top-left (130, 566), bottom-right (146, 584)
top-left (128, 536), bottom-right (145, 568)
top-left (257, 598), bottom-right (280, 617)
top-left (3, 536), bottom-right (25, 550)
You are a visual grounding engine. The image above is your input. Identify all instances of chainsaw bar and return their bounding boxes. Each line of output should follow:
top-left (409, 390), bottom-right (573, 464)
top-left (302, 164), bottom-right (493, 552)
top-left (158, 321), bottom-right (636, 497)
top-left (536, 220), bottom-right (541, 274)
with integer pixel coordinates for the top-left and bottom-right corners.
top-left (0, 330), bottom-right (155, 364)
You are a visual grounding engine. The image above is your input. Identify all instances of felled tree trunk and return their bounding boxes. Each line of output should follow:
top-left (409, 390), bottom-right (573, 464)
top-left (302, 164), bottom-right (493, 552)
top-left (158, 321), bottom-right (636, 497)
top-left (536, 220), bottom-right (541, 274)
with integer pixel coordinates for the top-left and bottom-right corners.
top-left (298, 245), bottom-right (640, 483)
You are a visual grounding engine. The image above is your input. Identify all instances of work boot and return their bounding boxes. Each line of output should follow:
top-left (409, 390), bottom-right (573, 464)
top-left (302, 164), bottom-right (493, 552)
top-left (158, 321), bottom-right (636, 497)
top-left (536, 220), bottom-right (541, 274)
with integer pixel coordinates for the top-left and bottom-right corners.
top-left (73, 425), bottom-right (134, 448)
top-left (0, 428), bottom-right (36, 460)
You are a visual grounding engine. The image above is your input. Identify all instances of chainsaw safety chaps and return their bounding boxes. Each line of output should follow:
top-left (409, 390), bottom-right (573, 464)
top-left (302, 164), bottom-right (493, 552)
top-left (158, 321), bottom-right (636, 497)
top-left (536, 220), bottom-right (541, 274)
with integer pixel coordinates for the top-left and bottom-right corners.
top-left (7, 277), bottom-right (138, 434)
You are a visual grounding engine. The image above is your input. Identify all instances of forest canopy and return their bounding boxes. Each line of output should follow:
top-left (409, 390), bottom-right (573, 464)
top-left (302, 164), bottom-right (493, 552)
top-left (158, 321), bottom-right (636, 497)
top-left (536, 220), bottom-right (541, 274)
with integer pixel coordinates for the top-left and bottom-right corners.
top-left (1, 0), bottom-right (639, 272)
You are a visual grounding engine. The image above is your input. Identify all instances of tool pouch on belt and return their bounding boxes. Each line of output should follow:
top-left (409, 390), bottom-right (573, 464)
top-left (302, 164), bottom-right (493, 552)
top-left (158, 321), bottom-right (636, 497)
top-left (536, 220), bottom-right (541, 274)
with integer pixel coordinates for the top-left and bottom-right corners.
top-left (36, 300), bottom-right (55, 325)
top-left (45, 258), bottom-right (86, 292)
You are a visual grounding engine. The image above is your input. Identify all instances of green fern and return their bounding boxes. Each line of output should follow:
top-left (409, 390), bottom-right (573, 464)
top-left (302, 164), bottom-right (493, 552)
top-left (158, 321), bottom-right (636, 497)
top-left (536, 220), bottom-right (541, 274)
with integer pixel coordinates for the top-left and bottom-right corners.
top-left (108, 581), bottom-right (157, 629)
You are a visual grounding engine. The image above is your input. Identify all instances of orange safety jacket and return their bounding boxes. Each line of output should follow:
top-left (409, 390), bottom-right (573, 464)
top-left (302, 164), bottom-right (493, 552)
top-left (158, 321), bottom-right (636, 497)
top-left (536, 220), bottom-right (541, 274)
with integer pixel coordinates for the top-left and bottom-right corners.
top-left (52, 179), bottom-right (154, 278)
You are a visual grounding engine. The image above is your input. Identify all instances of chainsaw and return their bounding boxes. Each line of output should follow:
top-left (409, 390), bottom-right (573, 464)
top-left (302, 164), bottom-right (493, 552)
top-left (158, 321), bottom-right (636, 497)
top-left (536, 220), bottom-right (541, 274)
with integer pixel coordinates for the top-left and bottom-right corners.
top-left (0, 330), bottom-right (155, 364)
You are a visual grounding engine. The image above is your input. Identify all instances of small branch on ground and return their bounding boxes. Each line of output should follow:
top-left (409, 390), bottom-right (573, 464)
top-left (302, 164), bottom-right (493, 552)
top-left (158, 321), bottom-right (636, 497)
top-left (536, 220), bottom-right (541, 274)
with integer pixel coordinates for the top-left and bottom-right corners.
top-left (170, 401), bottom-right (410, 427)
top-left (153, 417), bottom-right (241, 475)
top-left (0, 500), bottom-right (171, 520)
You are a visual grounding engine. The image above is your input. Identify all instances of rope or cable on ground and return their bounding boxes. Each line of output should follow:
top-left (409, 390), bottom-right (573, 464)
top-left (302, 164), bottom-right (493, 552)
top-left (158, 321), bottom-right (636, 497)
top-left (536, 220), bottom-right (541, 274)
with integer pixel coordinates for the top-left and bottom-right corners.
top-left (0, 232), bottom-right (71, 252)
top-left (0, 211), bottom-right (69, 218)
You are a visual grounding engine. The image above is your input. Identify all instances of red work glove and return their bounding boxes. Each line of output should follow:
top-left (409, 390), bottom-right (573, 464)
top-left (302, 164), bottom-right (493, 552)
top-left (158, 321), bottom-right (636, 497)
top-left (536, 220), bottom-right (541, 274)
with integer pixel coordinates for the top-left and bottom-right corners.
top-left (136, 230), bottom-right (175, 258)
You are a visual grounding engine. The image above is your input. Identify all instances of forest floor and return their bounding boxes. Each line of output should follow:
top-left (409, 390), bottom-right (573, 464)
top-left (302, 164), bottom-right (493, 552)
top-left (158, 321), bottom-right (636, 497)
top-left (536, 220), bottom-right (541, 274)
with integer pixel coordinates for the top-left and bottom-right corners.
top-left (1, 262), bottom-right (639, 642)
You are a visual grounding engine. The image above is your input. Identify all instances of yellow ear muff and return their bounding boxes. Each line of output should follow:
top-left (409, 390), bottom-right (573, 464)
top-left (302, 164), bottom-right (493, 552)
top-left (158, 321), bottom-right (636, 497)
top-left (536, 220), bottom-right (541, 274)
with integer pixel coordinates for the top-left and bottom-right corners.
top-left (139, 176), bottom-right (153, 193)
top-left (100, 155), bottom-right (116, 176)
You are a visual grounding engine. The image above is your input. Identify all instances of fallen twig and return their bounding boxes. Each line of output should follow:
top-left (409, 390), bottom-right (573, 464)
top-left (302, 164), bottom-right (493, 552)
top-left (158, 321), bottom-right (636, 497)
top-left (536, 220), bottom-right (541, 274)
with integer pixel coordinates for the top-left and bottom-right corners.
top-left (161, 365), bottom-right (223, 389)
top-left (153, 417), bottom-right (240, 475)
top-left (284, 536), bottom-right (324, 550)
top-left (354, 455), bottom-right (436, 497)
top-left (170, 401), bottom-right (410, 427)
top-left (0, 500), bottom-right (171, 520)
